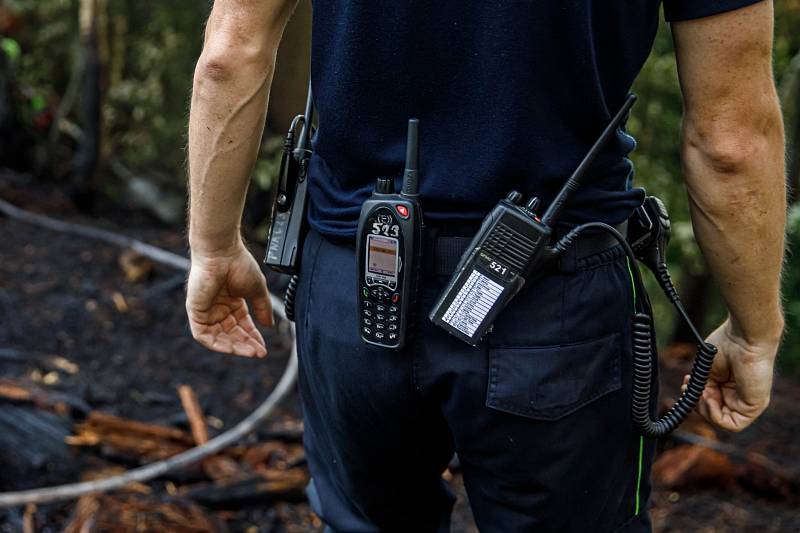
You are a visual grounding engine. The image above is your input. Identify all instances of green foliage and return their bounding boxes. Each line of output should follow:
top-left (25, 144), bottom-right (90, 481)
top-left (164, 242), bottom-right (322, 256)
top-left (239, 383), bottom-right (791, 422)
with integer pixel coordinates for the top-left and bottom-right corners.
top-left (3, 0), bottom-right (76, 92)
top-left (103, 2), bottom-right (207, 179)
top-left (2, 0), bottom-right (76, 129)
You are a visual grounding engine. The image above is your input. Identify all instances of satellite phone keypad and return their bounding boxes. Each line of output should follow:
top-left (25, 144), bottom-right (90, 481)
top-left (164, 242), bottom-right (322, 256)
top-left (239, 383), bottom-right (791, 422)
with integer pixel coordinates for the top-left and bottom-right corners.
top-left (361, 282), bottom-right (402, 343)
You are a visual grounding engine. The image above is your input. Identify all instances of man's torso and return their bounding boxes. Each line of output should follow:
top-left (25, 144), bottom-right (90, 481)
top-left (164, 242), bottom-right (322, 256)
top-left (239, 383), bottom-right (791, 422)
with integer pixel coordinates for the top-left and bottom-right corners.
top-left (306, 0), bottom-right (665, 238)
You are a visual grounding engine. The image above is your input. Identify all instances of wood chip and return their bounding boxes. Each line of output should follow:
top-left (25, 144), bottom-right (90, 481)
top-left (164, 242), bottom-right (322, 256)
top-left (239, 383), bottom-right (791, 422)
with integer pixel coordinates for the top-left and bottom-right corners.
top-left (178, 385), bottom-right (209, 445)
top-left (48, 355), bottom-right (79, 374)
top-left (111, 291), bottom-right (129, 313)
top-left (0, 380), bottom-right (33, 401)
top-left (22, 504), bottom-right (35, 533)
top-left (118, 248), bottom-right (154, 283)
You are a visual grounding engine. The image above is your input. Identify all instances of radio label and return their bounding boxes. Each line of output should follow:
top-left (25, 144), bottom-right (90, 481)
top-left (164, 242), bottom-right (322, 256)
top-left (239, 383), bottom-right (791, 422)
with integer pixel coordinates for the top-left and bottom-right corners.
top-left (441, 269), bottom-right (504, 337)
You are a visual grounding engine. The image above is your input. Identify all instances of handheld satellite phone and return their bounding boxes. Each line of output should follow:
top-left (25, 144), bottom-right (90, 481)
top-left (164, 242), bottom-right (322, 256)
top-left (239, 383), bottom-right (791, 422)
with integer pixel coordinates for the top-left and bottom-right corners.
top-left (429, 95), bottom-right (637, 345)
top-left (355, 119), bottom-right (424, 349)
top-left (264, 83), bottom-right (314, 275)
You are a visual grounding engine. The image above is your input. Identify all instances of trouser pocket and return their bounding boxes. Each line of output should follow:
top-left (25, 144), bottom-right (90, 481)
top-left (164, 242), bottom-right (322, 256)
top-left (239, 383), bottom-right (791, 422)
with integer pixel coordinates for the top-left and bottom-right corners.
top-left (487, 332), bottom-right (622, 420)
top-left (484, 247), bottom-right (632, 421)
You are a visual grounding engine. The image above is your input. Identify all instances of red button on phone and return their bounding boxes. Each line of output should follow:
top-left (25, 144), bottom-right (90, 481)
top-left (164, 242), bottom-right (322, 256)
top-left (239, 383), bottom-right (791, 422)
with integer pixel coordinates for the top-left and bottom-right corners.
top-left (391, 293), bottom-right (400, 303)
top-left (396, 205), bottom-right (409, 218)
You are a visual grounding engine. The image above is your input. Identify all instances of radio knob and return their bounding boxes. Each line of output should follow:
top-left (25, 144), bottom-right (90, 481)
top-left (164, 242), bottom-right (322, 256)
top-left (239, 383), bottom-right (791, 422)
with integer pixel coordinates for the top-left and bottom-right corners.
top-left (506, 191), bottom-right (523, 205)
top-left (525, 197), bottom-right (541, 220)
top-left (376, 177), bottom-right (394, 194)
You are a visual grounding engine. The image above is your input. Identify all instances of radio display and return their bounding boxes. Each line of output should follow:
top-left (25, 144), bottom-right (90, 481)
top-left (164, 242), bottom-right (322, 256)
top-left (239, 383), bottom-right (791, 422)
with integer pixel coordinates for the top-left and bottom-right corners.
top-left (367, 234), bottom-right (398, 277)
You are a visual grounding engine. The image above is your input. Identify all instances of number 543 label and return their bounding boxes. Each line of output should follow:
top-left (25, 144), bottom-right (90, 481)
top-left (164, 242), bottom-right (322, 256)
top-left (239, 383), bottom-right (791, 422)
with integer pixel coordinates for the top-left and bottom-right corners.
top-left (372, 222), bottom-right (400, 237)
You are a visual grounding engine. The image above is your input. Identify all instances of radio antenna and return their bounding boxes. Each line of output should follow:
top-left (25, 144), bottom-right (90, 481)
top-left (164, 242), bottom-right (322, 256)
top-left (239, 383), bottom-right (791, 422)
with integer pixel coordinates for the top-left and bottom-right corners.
top-left (401, 118), bottom-right (420, 197)
top-left (541, 94), bottom-right (636, 226)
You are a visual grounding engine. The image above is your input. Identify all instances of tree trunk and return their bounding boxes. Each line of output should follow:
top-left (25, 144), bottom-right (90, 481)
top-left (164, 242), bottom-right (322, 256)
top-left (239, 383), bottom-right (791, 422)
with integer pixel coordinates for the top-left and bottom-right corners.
top-left (74, 0), bottom-right (108, 210)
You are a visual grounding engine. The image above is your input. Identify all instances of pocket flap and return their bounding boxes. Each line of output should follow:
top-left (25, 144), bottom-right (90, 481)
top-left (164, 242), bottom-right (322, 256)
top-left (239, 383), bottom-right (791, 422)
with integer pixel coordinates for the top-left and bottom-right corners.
top-left (487, 332), bottom-right (622, 421)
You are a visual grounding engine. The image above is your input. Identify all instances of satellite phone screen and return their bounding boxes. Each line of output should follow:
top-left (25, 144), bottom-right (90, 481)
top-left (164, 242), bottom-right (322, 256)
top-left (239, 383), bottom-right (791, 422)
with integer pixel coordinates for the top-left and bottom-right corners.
top-left (367, 234), bottom-right (398, 278)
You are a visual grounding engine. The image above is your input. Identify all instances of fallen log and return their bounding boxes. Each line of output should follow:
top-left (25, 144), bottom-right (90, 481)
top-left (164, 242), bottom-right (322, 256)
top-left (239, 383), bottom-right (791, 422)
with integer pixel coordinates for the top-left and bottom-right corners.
top-left (66, 412), bottom-right (195, 462)
top-left (180, 468), bottom-right (308, 507)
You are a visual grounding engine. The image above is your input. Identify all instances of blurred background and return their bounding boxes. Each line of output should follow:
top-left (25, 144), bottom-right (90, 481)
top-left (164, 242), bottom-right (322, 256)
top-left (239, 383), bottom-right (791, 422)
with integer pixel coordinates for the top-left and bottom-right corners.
top-left (0, 1), bottom-right (798, 531)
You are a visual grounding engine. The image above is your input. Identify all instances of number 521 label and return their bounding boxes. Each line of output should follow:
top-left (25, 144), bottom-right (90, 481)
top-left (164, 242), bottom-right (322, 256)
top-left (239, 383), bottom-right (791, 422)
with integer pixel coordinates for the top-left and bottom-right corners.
top-left (478, 253), bottom-right (514, 281)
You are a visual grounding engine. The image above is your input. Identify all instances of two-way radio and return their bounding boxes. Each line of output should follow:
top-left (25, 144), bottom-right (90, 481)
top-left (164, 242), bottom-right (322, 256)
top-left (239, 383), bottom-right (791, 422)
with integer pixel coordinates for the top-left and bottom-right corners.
top-left (429, 95), bottom-right (637, 345)
top-left (355, 119), bottom-right (424, 349)
top-left (264, 82), bottom-right (315, 275)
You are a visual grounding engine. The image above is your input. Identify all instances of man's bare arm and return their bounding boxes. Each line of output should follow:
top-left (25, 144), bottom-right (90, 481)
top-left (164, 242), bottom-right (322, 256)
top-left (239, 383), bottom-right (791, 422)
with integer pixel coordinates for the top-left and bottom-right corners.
top-left (189, 0), bottom-right (296, 254)
top-left (672, 1), bottom-right (786, 431)
top-left (186, 0), bottom-right (297, 357)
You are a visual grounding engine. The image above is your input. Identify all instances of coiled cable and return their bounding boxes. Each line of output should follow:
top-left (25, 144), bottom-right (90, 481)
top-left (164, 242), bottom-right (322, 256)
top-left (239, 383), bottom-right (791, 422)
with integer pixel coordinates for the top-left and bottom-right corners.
top-left (555, 222), bottom-right (717, 438)
top-left (284, 274), bottom-right (299, 322)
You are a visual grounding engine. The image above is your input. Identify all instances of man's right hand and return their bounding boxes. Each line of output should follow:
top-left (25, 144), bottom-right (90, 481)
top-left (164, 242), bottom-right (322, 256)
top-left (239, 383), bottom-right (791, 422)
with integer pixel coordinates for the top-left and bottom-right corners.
top-left (672, 1), bottom-right (785, 432)
top-left (186, 242), bottom-right (274, 358)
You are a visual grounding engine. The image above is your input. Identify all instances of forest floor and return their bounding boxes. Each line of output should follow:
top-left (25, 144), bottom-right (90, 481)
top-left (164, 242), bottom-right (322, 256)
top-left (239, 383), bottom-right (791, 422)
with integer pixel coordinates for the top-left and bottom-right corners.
top-left (1, 180), bottom-right (799, 532)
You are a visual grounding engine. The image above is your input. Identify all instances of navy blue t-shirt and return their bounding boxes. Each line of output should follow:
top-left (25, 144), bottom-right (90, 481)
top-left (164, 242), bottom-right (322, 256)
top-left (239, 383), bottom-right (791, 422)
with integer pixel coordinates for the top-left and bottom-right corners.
top-left (306, 0), bottom-right (763, 238)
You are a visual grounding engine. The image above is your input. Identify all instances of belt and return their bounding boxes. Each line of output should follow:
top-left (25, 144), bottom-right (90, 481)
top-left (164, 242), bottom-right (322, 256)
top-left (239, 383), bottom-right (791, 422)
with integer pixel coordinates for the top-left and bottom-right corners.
top-left (422, 221), bottom-right (627, 276)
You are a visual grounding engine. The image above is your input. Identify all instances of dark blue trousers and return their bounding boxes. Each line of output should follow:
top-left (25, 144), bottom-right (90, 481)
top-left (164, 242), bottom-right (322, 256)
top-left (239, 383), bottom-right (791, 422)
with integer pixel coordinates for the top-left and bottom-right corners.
top-left (295, 228), bottom-right (654, 532)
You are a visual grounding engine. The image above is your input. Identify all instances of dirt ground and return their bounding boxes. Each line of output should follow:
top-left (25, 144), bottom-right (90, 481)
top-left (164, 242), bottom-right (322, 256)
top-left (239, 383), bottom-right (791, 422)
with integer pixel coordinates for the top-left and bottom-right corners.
top-left (1, 183), bottom-right (799, 532)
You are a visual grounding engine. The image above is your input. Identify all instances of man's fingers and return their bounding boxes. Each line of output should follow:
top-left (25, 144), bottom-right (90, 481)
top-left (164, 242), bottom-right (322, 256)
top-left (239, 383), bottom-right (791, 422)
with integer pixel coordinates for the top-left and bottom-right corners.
top-left (229, 302), bottom-right (268, 351)
top-left (696, 395), bottom-right (713, 424)
top-left (231, 323), bottom-right (268, 357)
top-left (250, 275), bottom-right (274, 327)
top-left (233, 339), bottom-right (267, 358)
top-left (697, 381), bottom-right (723, 426)
top-left (200, 330), bottom-right (266, 358)
top-left (222, 318), bottom-right (267, 357)
top-left (189, 315), bottom-right (268, 358)
top-left (696, 384), bottom-right (757, 433)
